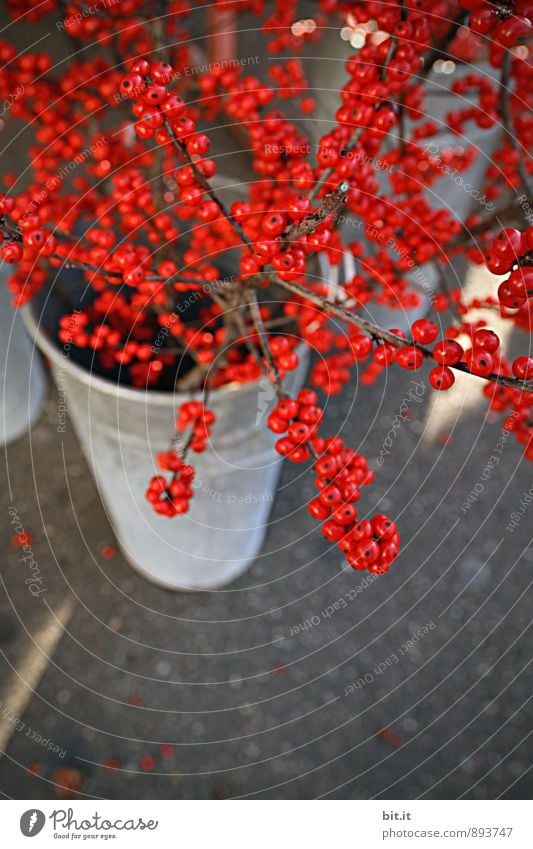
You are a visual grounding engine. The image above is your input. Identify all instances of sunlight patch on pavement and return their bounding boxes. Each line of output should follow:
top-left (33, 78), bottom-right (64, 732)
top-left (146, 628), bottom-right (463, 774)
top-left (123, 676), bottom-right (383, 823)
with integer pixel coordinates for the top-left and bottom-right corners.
top-left (423, 264), bottom-right (511, 444)
top-left (0, 596), bottom-right (76, 755)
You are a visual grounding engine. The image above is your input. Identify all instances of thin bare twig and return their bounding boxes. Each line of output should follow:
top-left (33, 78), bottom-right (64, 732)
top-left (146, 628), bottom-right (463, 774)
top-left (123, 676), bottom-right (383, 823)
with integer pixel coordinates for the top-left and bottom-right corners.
top-left (284, 181), bottom-right (349, 243)
top-left (271, 274), bottom-right (533, 393)
top-left (245, 289), bottom-right (285, 400)
top-left (499, 51), bottom-right (532, 199)
top-left (420, 10), bottom-right (468, 79)
top-left (147, 75), bottom-right (254, 251)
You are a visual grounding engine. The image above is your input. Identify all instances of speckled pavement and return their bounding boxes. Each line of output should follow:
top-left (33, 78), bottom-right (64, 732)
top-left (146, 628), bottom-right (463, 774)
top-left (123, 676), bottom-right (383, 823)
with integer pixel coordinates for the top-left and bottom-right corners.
top-left (1, 345), bottom-right (531, 800)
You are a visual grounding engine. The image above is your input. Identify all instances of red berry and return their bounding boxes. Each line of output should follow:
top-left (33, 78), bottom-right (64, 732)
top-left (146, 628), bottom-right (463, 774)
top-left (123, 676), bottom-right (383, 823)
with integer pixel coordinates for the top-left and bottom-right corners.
top-left (269, 336), bottom-right (290, 356)
top-left (354, 538), bottom-right (380, 564)
top-left (262, 212), bottom-right (286, 235)
top-left (395, 345), bottom-right (425, 370)
top-left (508, 268), bottom-right (533, 298)
top-left (465, 348), bottom-right (494, 378)
top-left (379, 541), bottom-right (400, 564)
top-left (131, 58), bottom-right (150, 75)
top-left (512, 356), bottom-right (533, 380)
top-left (498, 280), bottom-right (526, 309)
top-left (491, 227), bottom-right (524, 261)
top-left (275, 437), bottom-right (297, 456)
top-left (319, 485), bottom-right (342, 507)
top-left (289, 445), bottom-right (311, 463)
top-left (469, 8), bottom-right (498, 34)
top-left (277, 351), bottom-right (299, 371)
top-left (352, 520), bottom-right (372, 540)
top-left (120, 73), bottom-right (143, 98)
top-left (371, 514), bottom-right (397, 541)
top-left (143, 85), bottom-right (167, 105)
top-left (322, 520), bottom-right (345, 542)
top-left (411, 319), bottom-right (438, 344)
top-left (276, 399), bottom-right (299, 420)
top-left (373, 343), bottom-right (396, 367)
top-left (314, 455), bottom-right (338, 477)
top-left (486, 254), bottom-right (513, 275)
top-left (288, 422), bottom-right (311, 442)
top-left (332, 503), bottom-right (357, 526)
top-left (150, 61), bottom-right (174, 84)
top-left (267, 413), bottom-right (287, 434)
top-left (1, 242), bottom-right (23, 263)
top-left (494, 16), bottom-right (532, 48)
top-left (429, 366), bottom-right (455, 390)
top-left (297, 388), bottom-right (318, 405)
top-left (299, 405), bottom-right (323, 425)
top-left (433, 340), bottom-right (463, 365)
top-left (308, 498), bottom-right (330, 520)
top-left (472, 329), bottom-right (500, 352)
top-left (351, 334), bottom-right (373, 359)
top-left (287, 195), bottom-right (311, 220)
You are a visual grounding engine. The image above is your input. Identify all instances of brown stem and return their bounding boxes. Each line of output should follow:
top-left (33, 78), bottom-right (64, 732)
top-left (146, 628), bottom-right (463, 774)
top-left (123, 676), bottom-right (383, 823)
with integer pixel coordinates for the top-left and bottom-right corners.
top-left (232, 310), bottom-right (264, 369)
top-left (310, 128), bottom-right (365, 201)
top-left (397, 93), bottom-right (406, 153)
top-left (420, 10), bottom-right (468, 79)
top-left (381, 37), bottom-right (397, 82)
top-left (272, 274), bottom-right (533, 393)
top-left (448, 201), bottom-right (522, 250)
top-left (499, 52), bottom-right (532, 199)
top-left (284, 181), bottom-right (349, 244)
top-left (309, 32), bottom-right (404, 202)
top-left (175, 362), bottom-right (209, 392)
top-left (147, 75), bottom-right (254, 251)
top-left (245, 289), bottom-right (285, 400)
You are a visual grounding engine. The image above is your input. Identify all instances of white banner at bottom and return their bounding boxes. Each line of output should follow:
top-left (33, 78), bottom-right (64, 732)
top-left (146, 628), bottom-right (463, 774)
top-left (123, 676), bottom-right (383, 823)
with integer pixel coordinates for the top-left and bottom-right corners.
top-left (2, 800), bottom-right (529, 848)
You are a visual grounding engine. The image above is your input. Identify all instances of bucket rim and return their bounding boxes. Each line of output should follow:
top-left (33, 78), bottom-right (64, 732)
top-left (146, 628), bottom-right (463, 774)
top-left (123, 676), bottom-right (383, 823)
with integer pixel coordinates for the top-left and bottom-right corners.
top-left (21, 302), bottom-right (298, 406)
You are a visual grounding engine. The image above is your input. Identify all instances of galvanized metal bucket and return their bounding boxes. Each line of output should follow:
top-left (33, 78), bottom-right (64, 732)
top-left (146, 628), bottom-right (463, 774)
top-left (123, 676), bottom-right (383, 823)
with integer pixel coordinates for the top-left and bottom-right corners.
top-left (1, 267), bottom-right (46, 446)
top-left (22, 303), bottom-right (309, 590)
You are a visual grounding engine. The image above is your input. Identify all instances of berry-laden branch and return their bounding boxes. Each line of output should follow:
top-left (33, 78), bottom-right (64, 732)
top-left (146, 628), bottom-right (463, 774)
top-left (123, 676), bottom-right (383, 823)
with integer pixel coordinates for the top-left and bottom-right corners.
top-left (143, 70), bottom-right (254, 252)
top-left (1, 0), bottom-right (533, 580)
top-left (270, 274), bottom-right (533, 394)
top-left (284, 181), bottom-right (349, 243)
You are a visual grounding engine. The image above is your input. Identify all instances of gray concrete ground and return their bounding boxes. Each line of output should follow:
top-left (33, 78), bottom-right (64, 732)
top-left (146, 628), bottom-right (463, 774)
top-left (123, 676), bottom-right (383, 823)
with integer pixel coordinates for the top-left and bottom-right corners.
top-left (1, 345), bottom-right (531, 800)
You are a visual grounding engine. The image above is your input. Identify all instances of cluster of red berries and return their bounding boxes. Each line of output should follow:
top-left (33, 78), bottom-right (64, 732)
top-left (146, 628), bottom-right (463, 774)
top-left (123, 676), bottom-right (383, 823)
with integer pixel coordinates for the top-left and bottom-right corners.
top-left (484, 226), bottom-right (533, 311)
top-left (340, 0), bottom-right (459, 40)
top-left (145, 402), bottom-right (215, 516)
top-left (175, 401), bottom-right (216, 454)
top-left (484, 372), bottom-right (533, 459)
top-left (146, 457), bottom-right (195, 518)
top-left (268, 388), bottom-right (324, 464)
top-left (267, 388), bottom-right (398, 572)
top-left (0, 239), bottom-right (23, 264)
top-left (308, 441), bottom-right (398, 574)
top-left (119, 59), bottom-right (220, 219)
top-left (430, 328), bottom-right (501, 389)
top-left (311, 352), bottom-right (355, 395)
top-left (0, 194), bottom-right (57, 264)
top-left (463, 0), bottom-right (533, 47)
top-left (2, 0), bottom-right (533, 580)
top-left (239, 199), bottom-right (333, 281)
top-left (145, 466), bottom-right (195, 518)
top-left (316, 312), bottom-right (522, 393)
top-left (341, 515), bottom-right (400, 574)
top-left (268, 336), bottom-right (300, 375)
top-left (268, 58), bottom-right (315, 114)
